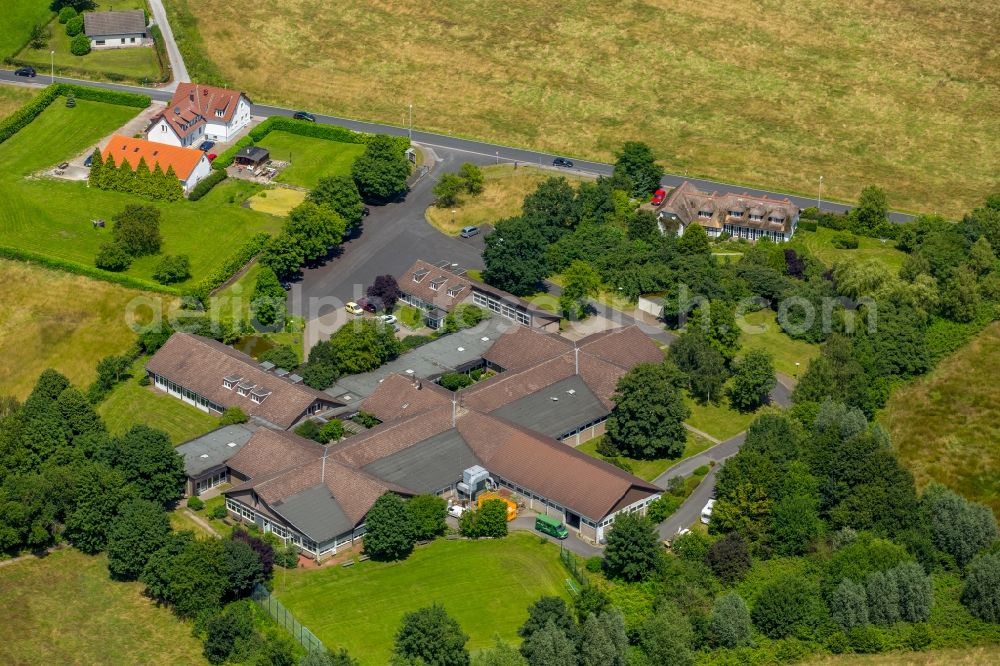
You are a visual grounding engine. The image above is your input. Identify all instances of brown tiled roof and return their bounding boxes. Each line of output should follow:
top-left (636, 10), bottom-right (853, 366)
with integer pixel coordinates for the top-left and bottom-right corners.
top-left (328, 406), bottom-right (455, 468)
top-left (360, 373), bottom-right (454, 423)
top-left (577, 325), bottom-right (665, 370)
top-left (457, 411), bottom-right (660, 521)
top-left (227, 429), bottom-right (324, 479)
top-left (482, 325), bottom-right (573, 371)
top-left (659, 180), bottom-right (799, 234)
top-left (397, 259), bottom-right (472, 312)
top-left (462, 354), bottom-right (575, 413)
top-left (158, 83), bottom-right (248, 140)
top-left (84, 10), bottom-right (146, 37)
top-left (145, 333), bottom-right (338, 429)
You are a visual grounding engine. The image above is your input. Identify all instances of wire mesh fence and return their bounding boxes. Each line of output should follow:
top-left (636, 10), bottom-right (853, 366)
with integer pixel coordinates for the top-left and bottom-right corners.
top-left (252, 583), bottom-right (325, 654)
top-left (559, 547), bottom-right (590, 588)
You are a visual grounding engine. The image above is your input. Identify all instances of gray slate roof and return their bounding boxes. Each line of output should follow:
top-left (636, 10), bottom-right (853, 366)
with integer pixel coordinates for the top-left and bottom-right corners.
top-left (84, 10), bottom-right (147, 37)
top-left (176, 424), bottom-right (257, 477)
top-left (491, 375), bottom-right (609, 439)
top-left (362, 429), bottom-right (480, 494)
top-left (271, 484), bottom-right (353, 543)
top-left (327, 317), bottom-right (512, 404)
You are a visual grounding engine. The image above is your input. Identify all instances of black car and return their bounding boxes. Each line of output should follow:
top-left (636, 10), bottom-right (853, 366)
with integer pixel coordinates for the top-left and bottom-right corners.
top-left (552, 157), bottom-right (574, 168)
top-left (293, 111), bottom-right (317, 122)
top-left (84, 154), bottom-right (93, 168)
top-left (14, 66), bottom-right (36, 78)
top-left (198, 140), bottom-right (215, 152)
top-left (362, 206), bottom-right (370, 217)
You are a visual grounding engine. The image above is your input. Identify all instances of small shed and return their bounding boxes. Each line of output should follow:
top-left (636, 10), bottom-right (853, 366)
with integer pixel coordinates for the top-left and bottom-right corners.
top-left (233, 146), bottom-right (270, 173)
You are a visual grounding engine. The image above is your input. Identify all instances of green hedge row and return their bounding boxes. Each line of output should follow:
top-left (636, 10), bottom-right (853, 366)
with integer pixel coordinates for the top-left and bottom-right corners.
top-left (187, 232), bottom-right (271, 304)
top-left (212, 116), bottom-right (410, 170)
top-left (798, 220), bottom-right (818, 232)
top-left (147, 24), bottom-right (171, 83)
top-left (188, 169), bottom-right (227, 201)
top-left (0, 84), bottom-right (150, 147)
top-left (0, 246), bottom-right (181, 295)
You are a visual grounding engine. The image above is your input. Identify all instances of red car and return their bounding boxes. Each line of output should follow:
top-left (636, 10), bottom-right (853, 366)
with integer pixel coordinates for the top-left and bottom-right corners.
top-left (651, 188), bottom-right (666, 206)
top-left (206, 153), bottom-right (218, 161)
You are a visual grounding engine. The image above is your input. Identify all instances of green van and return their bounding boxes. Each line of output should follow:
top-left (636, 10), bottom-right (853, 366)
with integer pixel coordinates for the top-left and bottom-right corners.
top-left (535, 514), bottom-right (569, 539)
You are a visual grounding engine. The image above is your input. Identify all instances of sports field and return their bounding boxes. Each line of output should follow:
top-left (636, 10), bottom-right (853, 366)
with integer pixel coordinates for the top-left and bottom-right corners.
top-left (882, 322), bottom-right (1000, 514)
top-left (254, 131), bottom-right (366, 190)
top-left (0, 98), bottom-right (282, 284)
top-left (0, 549), bottom-right (206, 665)
top-left (275, 534), bottom-right (569, 664)
top-left (0, 259), bottom-right (174, 399)
top-left (166, 0), bottom-right (999, 216)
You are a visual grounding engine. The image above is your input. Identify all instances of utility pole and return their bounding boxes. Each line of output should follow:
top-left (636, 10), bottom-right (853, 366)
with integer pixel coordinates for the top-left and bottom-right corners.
top-left (50, 50), bottom-right (55, 84)
top-left (408, 103), bottom-right (413, 141)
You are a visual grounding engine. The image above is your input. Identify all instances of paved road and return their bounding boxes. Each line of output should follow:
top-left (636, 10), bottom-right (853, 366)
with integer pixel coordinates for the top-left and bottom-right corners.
top-left (0, 71), bottom-right (916, 223)
top-left (659, 464), bottom-right (724, 539)
top-left (147, 0), bottom-right (188, 88)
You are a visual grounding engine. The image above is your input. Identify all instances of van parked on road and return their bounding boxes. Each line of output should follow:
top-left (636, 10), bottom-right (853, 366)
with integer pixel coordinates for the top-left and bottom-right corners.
top-left (535, 514), bottom-right (569, 539)
top-left (700, 499), bottom-right (716, 524)
top-left (460, 225), bottom-right (480, 238)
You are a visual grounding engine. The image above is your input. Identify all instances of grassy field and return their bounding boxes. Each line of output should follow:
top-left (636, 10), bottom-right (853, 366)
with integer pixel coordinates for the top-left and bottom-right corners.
top-left (16, 1), bottom-right (162, 83)
top-left (0, 0), bottom-right (52, 59)
top-left (0, 86), bottom-right (36, 121)
top-left (0, 259), bottom-right (174, 399)
top-left (168, 0), bottom-right (999, 216)
top-left (248, 186), bottom-right (306, 216)
top-left (809, 647), bottom-right (1000, 666)
top-left (426, 165), bottom-right (588, 235)
top-left (276, 534), bottom-right (569, 664)
top-left (97, 358), bottom-right (220, 444)
top-left (794, 227), bottom-right (908, 272)
top-left (576, 432), bottom-right (714, 481)
top-left (0, 99), bottom-right (282, 284)
top-left (881, 322), bottom-right (1000, 514)
top-left (737, 308), bottom-right (820, 378)
top-left (685, 391), bottom-right (762, 441)
top-left (0, 549), bottom-right (206, 665)
top-left (254, 131), bottom-right (365, 190)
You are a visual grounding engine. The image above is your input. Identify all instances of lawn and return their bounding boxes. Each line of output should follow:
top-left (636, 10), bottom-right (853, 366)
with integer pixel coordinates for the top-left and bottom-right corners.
top-left (248, 186), bottom-right (306, 216)
top-left (0, 99), bottom-right (282, 284)
top-left (881, 321), bottom-right (1000, 514)
top-left (276, 534), bottom-right (569, 664)
top-left (685, 391), bottom-right (761, 441)
top-left (0, 86), bottom-right (36, 121)
top-left (426, 164), bottom-right (589, 235)
top-left (576, 432), bottom-right (714, 482)
top-left (0, 0), bottom-right (52, 59)
top-left (15, 0), bottom-right (163, 83)
top-left (254, 131), bottom-right (366, 190)
top-left (169, 0), bottom-right (999, 216)
top-left (97, 358), bottom-right (220, 444)
top-left (395, 304), bottom-right (424, 329)
top-left (794, 227), bottom-right (907, 272)
top-left (0, 549), bottom-right (206, 665)
top-left (0, 258), bottom-right (175, 399)
top-left (737, 308), bottom-right (820, 379)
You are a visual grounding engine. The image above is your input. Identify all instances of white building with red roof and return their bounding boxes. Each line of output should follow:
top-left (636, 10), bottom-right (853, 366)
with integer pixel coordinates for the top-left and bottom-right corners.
top-left (147, 83), bottom-right (252, 148)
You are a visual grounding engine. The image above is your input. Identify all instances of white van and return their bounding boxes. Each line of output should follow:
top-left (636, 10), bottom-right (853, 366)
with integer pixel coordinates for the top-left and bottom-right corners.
top-left (700, 499), bottom-right (716, 524)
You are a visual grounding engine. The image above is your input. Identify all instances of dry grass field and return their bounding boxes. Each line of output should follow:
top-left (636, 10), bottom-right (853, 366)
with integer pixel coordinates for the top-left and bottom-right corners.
top-left (0, 259), bottom-right (173, 399)
top-left (167, 0), bottom-right (999, 216)
top-left (0, 86), bottom-right (35, 121)
top-left (882, 322), bottom-right (1000, 514)
top-left (808, 646), bottom-right (1000, 665)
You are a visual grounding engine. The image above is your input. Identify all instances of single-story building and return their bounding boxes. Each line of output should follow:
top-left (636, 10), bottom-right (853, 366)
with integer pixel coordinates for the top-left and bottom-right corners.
top-left (102, 135), bottom-right (212, 193)
top-left (655, 180), bottom-right (799, 242)
top-left (397, 259), bottom-right (559, 332)
top-left (233, 146), bottom-right (270, 174)
top-left (84, 10), bottom-right (149, 49)
top-left (175, 424), bottom-right (257, 496)
top-left (146, 332), bottom-right (342, 429)
top-left (147, 83), bottom-right (253, 147)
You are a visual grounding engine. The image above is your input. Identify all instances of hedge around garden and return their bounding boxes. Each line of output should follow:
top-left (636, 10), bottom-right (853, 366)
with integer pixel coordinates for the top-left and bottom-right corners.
top-left (0, 246), bottom-right (181, 295)
top-left (212, 116), bottom-right (410, 170)
top-left (187, 232), bottom-right (271, 304)
top-left (187, 169), bottom-right (227, 201)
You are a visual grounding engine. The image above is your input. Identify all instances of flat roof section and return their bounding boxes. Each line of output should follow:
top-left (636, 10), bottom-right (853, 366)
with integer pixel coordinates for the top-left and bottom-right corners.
top-left (361, 429), bottom-right (481, 494)
top-left (175, 424), bottom-right (257, 477)
top-left (490, 375), bottom-right (609, 439)
top-left (272, 484), bottom-right (353, 544)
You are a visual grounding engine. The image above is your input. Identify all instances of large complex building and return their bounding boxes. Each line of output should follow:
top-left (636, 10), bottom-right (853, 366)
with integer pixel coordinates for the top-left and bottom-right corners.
top-left (397, 259), bottom-right (559, 332)
top-left (171, 324), bottom-right (665, 559)
top-left (146, 333), bottom-right (341, 429)
top-left (147, 83), bottom-right (253, 147)
top-left (655, 180), bottom-right (800, 242)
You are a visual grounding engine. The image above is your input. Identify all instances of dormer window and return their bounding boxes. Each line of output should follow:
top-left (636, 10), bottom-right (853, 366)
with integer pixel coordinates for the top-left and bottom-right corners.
top-left (447, 285), bottom-right (465, 298)
top-left (698, 210), bottom-right (713, 219)
top-left (729, 210), bottom-right (743, 218)
top-left (223, 374), bottom-right (242, 390)
top-left (413, 269), bottom-right (429, 283)
top-left (236, 381), bottom-right (256, 396)
top-left (429, 277), bottom-right (446, 291)
top-left (249, 387), bottom-right (271, 404)
top-left (215, 110), bottom-right (224, 118)
top-left (749, 213), bottom-right (763, 222)
top-left (768, 215), bottom-right (785, 224)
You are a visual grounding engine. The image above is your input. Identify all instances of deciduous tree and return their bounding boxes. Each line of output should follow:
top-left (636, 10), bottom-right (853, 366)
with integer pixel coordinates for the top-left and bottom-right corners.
top-left (393, 604), bottom-right (470, 666)
top-left (364, 493), bottom-right (416, 561)
top-left (613, 141), bottom-right (663, 197)
top-left (606, 362), bottom-right (689, 459)
top-left (111, 204), bottom-right (161, 256)
top-left (408, 494), bottom-right (447, 541)
top-left (711, 592), bottom-right (752, 648)
top-left (352, 135), bottom-right (410, 202)
top-left (603, 512), bottom-right (661, 582)
top-left (308, 175), bottom-right (365, 230)
top-left (962, 552), bottom-right (1000, 622)
top-left (729, 349), bottom-right (776, 411)
top-left (482, 218), bottom-right (549, 296)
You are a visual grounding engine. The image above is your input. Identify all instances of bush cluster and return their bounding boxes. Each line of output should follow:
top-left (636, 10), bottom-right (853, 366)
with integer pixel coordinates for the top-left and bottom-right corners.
top-left (188, 169), bottom-right (227, 201)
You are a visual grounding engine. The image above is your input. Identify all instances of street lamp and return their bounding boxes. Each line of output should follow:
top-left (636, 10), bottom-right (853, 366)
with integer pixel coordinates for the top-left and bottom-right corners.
top-left (408, 103), bottom-right (413, 141)
top-left (817, 176), bottom-right (823, 211)
top-left (50, 50), bottom-right (55, 84)
top-left (495, 151), bottom-right (499, 165)
top-left (795, 361), bottom-right (800, 378)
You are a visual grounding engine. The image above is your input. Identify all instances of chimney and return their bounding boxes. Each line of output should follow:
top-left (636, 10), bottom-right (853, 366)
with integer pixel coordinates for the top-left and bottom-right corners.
top-left (452, 396), bottom-right (457, 427)
top-left (574, 345), bottom-right (579, 375)
top-left (321, 444), bottom-right (328, 483)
